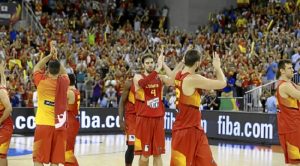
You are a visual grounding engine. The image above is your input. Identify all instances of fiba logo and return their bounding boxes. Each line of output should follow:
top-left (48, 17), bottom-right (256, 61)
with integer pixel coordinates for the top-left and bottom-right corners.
top-left (217, 115), bottom-right (273, 139)
top-left (14, 116), bottom-right (36, 130)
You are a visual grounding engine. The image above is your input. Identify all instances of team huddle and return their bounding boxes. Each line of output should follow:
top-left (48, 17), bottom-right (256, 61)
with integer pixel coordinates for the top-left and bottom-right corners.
top-left (0, 41), bottom-right (299, 166)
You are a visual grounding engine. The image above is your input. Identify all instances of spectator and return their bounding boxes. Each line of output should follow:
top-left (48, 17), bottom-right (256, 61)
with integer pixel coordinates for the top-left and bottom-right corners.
top-left (265, 57), bottom-right (278, 82)
top-left (92, 74), bottom-right (103, 107)
top-left (105, 85), bottom-right (117, 108)
top-left (266, 90), bottom-right (277, 113)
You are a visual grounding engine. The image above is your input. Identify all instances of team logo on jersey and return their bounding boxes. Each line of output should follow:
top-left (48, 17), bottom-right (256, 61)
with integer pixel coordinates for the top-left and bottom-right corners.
top-left (145, 145), bottom-right (149, 152)
top-left (129, 135), bottom-right (135, 141)
top-left (44, 100), bottom-right (55, 106)
top-left (147, 97), bottom-right (159, 108)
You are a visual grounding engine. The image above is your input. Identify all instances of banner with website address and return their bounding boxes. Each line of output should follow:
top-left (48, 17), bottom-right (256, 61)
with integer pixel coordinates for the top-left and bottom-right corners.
top-left (11, 108), bottom-right (279, 144)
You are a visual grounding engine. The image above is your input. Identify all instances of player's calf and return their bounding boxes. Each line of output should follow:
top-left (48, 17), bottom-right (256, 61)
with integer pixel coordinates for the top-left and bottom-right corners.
top-left (153, 155), bottom-right (163, 166)
top-left (0, 158), bottom-right (8, 166)
top-left (139, 155), bottom-right (149, 166)
top-left (125, 145), bottom-right (134, 165)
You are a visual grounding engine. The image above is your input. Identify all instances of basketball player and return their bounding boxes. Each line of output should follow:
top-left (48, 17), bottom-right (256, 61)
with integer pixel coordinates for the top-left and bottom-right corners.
top-left (118, 79), bottom-right (136, 166)
top-left (133, 53), bottom-right (175, 166)
top-left (33, 42), bottom-right (69, 166)
top-left (0, 61), bottom-right (13, 166)
top-left (65, 74), bottom-right (80, 166)
top-left (171, 50), bottom-right (226, 166)
top-left (276, 59), bottom-right (300, 165)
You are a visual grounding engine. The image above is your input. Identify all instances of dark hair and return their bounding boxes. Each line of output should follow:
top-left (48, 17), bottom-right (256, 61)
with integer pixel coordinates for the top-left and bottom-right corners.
top-left (48, 60), bottom-right (60, 75)
top-left (141, 54), bottom-right (154, 64)
top-left (68, 73), bottom-right (76, 86)
top-left (271, 89), bottom-right (276, 95)
top-left (276, 59), bottom-right (292, 79)
top-left (184, 50), bottom-right (201, 67)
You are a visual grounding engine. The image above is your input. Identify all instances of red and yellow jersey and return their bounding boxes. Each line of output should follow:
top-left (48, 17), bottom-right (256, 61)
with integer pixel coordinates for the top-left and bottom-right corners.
top-left (276, 80), bottom-right (300, 134)
top-left (173, 71), bottom-right (202, 131)
top-left (125, 82), bottom-right (135, 115)
top-left (33, 71), bottom-right (57, 126)
top-left (0, 87), bottom-right (13, 126)
top-left (135, 73), bottom-right (164, 117)
top-left (67, 88), bottom-right (80, 121)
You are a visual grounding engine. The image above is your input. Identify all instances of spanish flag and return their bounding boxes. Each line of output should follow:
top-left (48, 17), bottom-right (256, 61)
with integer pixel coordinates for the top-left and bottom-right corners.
top-left (27, 60), bottom-right (33, 69)
top-left (9, 59), bottom-right (22, 70)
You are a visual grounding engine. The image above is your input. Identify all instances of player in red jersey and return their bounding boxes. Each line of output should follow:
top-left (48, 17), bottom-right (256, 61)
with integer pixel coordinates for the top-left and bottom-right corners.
top-left (276, 59), bottom-right (300, 165)
top-left (171, 50), bottom-right (226, 166)
top-left (133, 52), bottom-right (178, 166)
top-left (65, 74), bottom-right (80, 166)
top-left (119, 79), bottom-right (136, 166)
top-left (0, 60), bottom-right (13, 166)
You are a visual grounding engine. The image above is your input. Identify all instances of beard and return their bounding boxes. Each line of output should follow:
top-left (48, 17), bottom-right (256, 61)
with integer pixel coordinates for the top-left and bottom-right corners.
top-left (145, 67), bottom-right (153, 74)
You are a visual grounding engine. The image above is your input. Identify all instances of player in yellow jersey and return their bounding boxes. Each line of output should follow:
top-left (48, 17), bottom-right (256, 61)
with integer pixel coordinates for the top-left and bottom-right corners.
top-left (33, 42), bottom-right (69, 166)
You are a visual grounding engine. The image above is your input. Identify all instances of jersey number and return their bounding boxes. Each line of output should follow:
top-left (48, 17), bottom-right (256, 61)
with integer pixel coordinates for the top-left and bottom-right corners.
top-left (175, 88), bottom-right (180, 105)
top-left (151, 89), bottom-right (157, 97)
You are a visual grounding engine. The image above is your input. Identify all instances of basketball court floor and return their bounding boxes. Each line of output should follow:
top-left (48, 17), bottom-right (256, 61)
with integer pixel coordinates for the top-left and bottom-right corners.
top-left (8, 134), bottom-right (285, 166)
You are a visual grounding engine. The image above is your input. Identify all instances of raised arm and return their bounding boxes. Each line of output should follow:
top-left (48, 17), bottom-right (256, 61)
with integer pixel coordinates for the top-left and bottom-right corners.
top-left (279, 82), bottom-right (300, 100)
top-left (161, 60), bottom-right (184, 86)
top-left (59, 62), bottom-right (68, 76)
top-left (188, 52), bottom-right (226, 90)
top-left (163, 61), bottom-right (184, 78)
top-left (34, 41), bottom-right (57, 73)
top-left (33, 52), bottom-right (53, 73)
top-left (0, 61), bottom-right (6, 87)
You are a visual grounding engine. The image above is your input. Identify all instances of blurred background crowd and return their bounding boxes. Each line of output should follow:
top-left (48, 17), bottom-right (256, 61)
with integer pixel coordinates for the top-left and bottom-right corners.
top-left (0, 0), bottom-right (299, 112)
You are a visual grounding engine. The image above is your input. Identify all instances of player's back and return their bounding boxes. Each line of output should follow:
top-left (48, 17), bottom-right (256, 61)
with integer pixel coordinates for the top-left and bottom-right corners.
top-left (276, 80), bottom-right (300, 134)
top-left (0, 87), bottom-right (13, 126)
top-left (36, 76), bottom-right (57, 126)
top-left (135, 74), bottom-right (164, 117)
top-left (67, 88), bottom-right (80, 121)
top-left (173, 71), bottom-right (202, 131)
top-left (125, 82), bottom-right (135, 114)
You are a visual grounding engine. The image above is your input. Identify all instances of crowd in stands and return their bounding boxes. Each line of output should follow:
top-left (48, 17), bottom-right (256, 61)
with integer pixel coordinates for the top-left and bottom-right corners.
top-left (1, 0), bottom-right (300, 111)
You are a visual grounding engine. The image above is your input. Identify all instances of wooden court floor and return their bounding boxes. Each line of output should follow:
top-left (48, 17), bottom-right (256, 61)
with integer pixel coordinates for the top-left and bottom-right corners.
top-left (7, 135), bottom-right (286, 166)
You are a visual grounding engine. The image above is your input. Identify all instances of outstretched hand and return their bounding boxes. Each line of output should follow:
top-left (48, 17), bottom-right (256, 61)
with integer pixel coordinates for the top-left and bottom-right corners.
top-left (212, 52), bottom-right (221, 70)
top-left (50, 41), bottom-right (58, 60)
top-left (0, 60), bottom-right (5, 72)
top-left (156, 53), bottom-right (164, 72)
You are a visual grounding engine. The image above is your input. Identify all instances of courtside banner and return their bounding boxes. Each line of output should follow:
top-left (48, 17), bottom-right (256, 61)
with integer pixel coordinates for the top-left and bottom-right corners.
top-left (11, 108), bottom-right (279, 144)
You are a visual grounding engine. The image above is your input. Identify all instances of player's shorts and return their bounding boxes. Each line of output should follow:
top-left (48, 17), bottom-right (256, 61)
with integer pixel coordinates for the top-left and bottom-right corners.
top-left (171, 127), bottom-right (217, 166)
top-left (33, 125), bottom-right (66, 164)
top-left (0, 124), bottom-right (13, 159)
top-left (134, 116), bottom-right (165, 156)
top-left (279, 131), bottom-right (300, 164)
top-left (125, 113), bottom-right (136, 145)
top-left (65, 119), bottom-right (80, 166)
